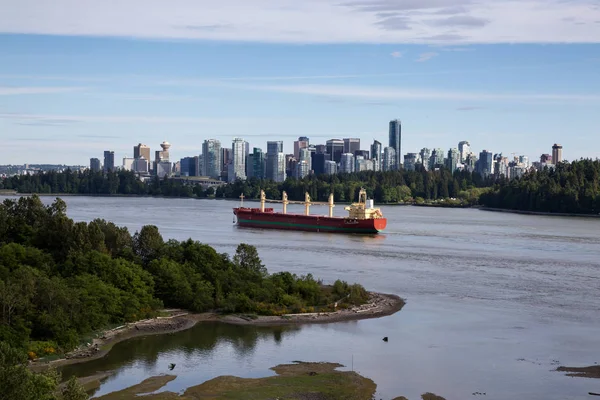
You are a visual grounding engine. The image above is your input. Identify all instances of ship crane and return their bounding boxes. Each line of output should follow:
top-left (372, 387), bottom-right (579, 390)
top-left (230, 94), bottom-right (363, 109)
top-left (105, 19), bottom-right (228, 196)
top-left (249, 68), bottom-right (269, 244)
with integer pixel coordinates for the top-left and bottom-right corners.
top-left (257, 190), bottom-right (335, 217)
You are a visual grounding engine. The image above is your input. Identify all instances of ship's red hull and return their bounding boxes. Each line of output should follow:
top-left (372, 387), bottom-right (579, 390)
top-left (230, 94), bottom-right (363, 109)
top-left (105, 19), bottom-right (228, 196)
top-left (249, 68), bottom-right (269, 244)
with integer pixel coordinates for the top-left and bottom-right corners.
top-left (233, 207), bottom-right (386, 234)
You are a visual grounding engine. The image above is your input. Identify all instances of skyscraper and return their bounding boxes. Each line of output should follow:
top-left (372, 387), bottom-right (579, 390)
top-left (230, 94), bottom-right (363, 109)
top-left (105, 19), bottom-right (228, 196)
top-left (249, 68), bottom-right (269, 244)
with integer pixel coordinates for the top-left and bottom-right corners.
top-left (477, 150), bottom-right (493, 177)
top-left (103, 151), bottom-right (115, 173)
top-left (403, 153), bottom-right (418, 171)
top-left (324, 160), bottom-right (337, 175)
top-left (382, 147), bottom-right (396, 171)
top-left (202, 139), bottom-right (222, 179)
top-left (371, 140), bottom-right (382, 171)
top-left (266, 141), bottom-right (285, 182)
top-left (312, 153), bottom-right (328, 175)
top-left (294, 137), bottom-right (309, 160)
top-left (134, 143), bottom-right (151, 163)
top-left (343, 138), bottom-right (360, 155)
top-left (252, 148), bottom-right (265, 179)
top-left (230, 137), bottom-right (246, 182)
top-left (458, 141), bottom-right (471, 163)
top-left (340, 153), bottom-right (354, 173)
top-left (122, 157), bottom-right (135, 171)
top-left (552, 144), bottom-right (563, 163)
top-left (180, 156), bottom-right (200, 177)
top-left (326, 139), bottom-right (344, 163)
top-left (430, 148), bottom-right (445, 169)
top-left (389, 119), bottom-right (402, 170)
top-left (446, 148), bottom-right (460, 171)
top-left (419, 148), bottom-right (431, 171)
top-left (90, 158), bottom-right (101, 172)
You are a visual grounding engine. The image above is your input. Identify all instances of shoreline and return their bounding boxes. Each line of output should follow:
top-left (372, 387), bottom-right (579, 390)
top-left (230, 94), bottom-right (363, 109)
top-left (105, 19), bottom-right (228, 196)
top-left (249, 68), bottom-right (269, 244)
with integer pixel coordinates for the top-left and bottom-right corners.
top-left (30, 292), bottom-right (404, 371)
top-left (479, 207), bottom-right (600, 218)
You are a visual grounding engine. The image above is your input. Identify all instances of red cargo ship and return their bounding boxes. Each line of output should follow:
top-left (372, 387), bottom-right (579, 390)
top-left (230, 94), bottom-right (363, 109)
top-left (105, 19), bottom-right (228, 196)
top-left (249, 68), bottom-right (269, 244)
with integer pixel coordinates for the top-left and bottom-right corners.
top-left (233, 188), bottom-right (386, 234)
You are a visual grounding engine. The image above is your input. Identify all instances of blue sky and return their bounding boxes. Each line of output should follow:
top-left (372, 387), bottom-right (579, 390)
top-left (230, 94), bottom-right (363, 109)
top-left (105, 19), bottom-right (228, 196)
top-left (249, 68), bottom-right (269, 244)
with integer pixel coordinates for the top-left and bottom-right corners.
top-left (1, 0), bottom-right (600, 165)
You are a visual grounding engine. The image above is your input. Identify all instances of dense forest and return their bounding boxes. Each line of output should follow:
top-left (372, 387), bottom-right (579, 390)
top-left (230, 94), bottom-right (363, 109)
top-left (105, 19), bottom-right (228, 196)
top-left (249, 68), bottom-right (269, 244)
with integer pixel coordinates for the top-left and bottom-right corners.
top-left (480, 159), bottom-right (600, 214)
top-left (217, 168), bottom-right (496, 204)
top-left (0, 197), bottom-right (367, 375)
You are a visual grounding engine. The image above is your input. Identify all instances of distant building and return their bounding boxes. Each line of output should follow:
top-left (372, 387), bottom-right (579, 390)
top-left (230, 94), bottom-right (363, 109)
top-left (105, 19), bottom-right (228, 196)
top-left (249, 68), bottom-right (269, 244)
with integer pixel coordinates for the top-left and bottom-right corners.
top-left (404, 153), bottom-right (418, 171)
top-left (419, 148), bottom-right (431, 171)
top-left (298, 148), bottom-right (312, 178)
top-left (156, 161), bottom-right (172, 178)
top-left (133, 156), bottom-right (149, 174)
top-left (343, 138), bottom-right (360, 155)
top-left (122, 157), bottom-right (135, 171)
top-left (220, 147), bottom-right (232, 180)
top-left (180, 156), bottom-right (200, 177)
top-left (294, 137), bottom-right (309, 160)
top-left (446, 148), bottom-right (460, 171)
top-left (202, 139), bottom-right (222, 179)
top-left (326, 139), bottom-right (344, 163)
top-left (340, 153), bottom-right (354, 173)
top-left (389, 119), bottom-right (402, 170)
top-left (493, 153), bottom-right (508, 177)
top-left (252, 148), bottom-right (265, 179)
top-left (540, 154), bottom-right (552, 164)
top-left (134, 143), bottom-right (151, 164)
top-left (266, 141), bottom-right (285, 182)
top-left (90, 158), bottom-right (101, 172)
top-left (315, 144), bottom-right (326, 154)
top-left (382, 147), bottom-right (396, 172)
top-left (354, 149), bottom-right (369, 159)
top-left (552, 144), bottom-right (563, 164)
top-left (458, 141), bottom-right (470, 163)
top-left (430, 148), bottom-right (445, 169)
top-left (477, 150), bottom-right (493, 177)
top-left (464, 153), bottom-right (477, 172)
top-left (230, 138), bottom-right (246, 182)
top-left (153, 142), bottom-right (171, 176)
top-left (103, 151), bottom-right (115, 173)
top-left (312, 153), bottom-right (328, 175)
top-left (371, 140), bottom-right (382, 171)
top-left (324, 160), bottom-right (337, 175)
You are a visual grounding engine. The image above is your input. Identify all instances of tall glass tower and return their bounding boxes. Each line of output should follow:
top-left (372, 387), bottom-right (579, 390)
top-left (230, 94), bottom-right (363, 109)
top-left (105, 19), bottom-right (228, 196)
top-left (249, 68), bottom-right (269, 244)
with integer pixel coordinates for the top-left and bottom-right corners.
top-left (388, 119), bottom-right (402, 170)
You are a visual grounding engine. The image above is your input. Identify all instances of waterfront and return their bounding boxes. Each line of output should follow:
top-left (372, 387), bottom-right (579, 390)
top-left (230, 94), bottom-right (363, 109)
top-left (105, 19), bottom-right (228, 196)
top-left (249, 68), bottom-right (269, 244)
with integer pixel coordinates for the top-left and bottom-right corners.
top-left (4, 195), bottom-right (600, 399)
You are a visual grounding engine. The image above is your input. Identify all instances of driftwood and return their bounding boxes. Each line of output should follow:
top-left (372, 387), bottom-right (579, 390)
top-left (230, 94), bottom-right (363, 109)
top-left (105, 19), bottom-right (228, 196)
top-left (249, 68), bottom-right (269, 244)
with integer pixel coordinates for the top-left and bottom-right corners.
top-left (589, 393), bottom-right (600, 396)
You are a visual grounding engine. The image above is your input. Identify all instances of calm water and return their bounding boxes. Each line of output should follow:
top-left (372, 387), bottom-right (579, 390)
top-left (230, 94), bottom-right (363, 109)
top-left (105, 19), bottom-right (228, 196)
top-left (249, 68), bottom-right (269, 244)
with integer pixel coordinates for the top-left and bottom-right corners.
top-left (4, 196), bottom-right (600, 399)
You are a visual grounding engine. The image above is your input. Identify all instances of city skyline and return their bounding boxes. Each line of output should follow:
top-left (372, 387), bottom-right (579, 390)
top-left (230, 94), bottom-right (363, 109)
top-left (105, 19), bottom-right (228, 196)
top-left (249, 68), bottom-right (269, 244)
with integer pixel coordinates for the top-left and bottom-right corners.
top-left (2, 2), bottom-right (600, 164)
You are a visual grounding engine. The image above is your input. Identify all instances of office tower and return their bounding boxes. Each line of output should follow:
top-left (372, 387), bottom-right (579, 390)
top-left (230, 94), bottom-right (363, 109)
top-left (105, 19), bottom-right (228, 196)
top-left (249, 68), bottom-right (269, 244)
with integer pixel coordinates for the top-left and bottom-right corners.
top-left (245, 141), bottom-right (250, 159)
top-left (325, 160), bottom-right (337, 175)
top-left (133, 156), bottom-right (149, 174)
top-left (103, 151), bottom-right (115, 173)
top-left (383, 147), bottom-right (396, 171)
top-left (458, 141), bottom-right (470, 163)
top-left (299, 148), bottom-right (311, 170)
top-left (266, 141), bottom-right (285, 182)
top-left (326, 139), bottom-right (344, 163)
top-left (477, 150), bottom-right (493, 177)
top-left (430, 148), bottom-right (445, 169)
top-left (312, 153), bottom-right (327, 175)
top-left (343, 138), bottom-right (360, 155)
top-left (252, 148), bottom-right (265, 179)
top-left (172, 161), bottom-right (180, 175)
top-left (229, 138), bottom-right (246, 182)
top-left (315, 144), bottom-right (326, 154)
top-left (153, 142), bottom-right (172, 177)
top-left (286, 154), bottom-right (297, 178)
top-left (155, 141), bottom-right (171, 162)
top-left (340, 153), bottom-right (354, 173)
top-left (552, 144), bottom-right (563, 163)
top-left (465, 153), bottom-right (477, 172)
top-left (404, 153), bottom-right (418, 171)
top-left (446, 148), bottom-right (460, 171)
top-left (494, 154), bottom-right (508, 177)
top-left (246, 153), bottom-right (254, 179)
top-left (122, 157), bottom-right (135, 171)
top-left (371, 140), bottom-right (382, 171)
top-left (355, 155), bottom-right (372, 172)
top-left (540, 154), bottom-right (552, 164)
top-left (134, 143), bottom-right (151, 163)
top-left (90, 158), bottom-right (101, 172)
top-left (519, 155), bottom-right (529, 168)
top-left (419, 148), bottom-right (431, 171)
top-left (354, 150), bottom-right (370, 159)
top-left (180, 156), bottom-right (199, 177)
top-left (221, 147), bottom-right (232, 179)
top-left (202, 139), bottom-right (222, 179)
top-left (389, 119), bottom-right (402, 170)
top-left (294, 136), bottom-right (309, 160)
top-left (198, 154), bottom-right (205, 176)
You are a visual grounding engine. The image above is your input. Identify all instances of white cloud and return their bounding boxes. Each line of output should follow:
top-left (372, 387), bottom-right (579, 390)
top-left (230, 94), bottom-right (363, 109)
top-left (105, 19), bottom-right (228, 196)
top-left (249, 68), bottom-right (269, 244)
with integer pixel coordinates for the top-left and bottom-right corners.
top-left (390, 51), bottom-right (404, 58)
top-left (416, 52), bottom-right (439, 62)
top-left (0, 0), bottom-right (599, 44)
top-left (0, 86), bottom-right (86, 95)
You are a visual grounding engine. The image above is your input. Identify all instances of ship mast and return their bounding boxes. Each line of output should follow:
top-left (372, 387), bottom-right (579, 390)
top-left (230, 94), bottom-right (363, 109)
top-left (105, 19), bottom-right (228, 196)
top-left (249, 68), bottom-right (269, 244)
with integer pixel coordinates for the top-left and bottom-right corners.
top-left (304, 192), bottom-right (311, 216)
top-left (260, 190), bottom-right (266, 212)
top-left (282, 191), bottom-right (289, 214)
top-left (239, 193), bottom-right (245, 207)
top-left (328, 193), bottom-right (335, 217)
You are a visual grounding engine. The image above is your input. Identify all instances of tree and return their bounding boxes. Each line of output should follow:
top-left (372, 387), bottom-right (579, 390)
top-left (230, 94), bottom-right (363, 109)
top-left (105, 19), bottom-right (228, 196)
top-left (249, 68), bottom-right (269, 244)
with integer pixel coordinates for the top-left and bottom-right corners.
top-left (61, 376), bottom-right (89, 400)
top-left (133, 225), bottom-right (164, 265)
top-left (233, 244), bottom-right (267, 278)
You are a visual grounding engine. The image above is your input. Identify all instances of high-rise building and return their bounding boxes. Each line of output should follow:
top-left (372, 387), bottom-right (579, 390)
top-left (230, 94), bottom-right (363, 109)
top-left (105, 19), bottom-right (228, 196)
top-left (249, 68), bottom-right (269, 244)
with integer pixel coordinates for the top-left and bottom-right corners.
top-left (155, 141), bottom-right (171, 162)
top-left (324, 160), bottom-right (337, 175)
top-left (389, 119), bottom-right (402, 170)
top-left (477, 150), bottom-right (493, 177)
top-left (230, 138), bottom-right (246, 182)
top-left (250, 148), bottom-right (265, 179)
top-left (371, 140), bottom-right (382, 171)
top-left (552, 144), bottom-right (563, 164)
top-left (458, 141), bottom-right (470, 163)
top-left (90, 158), bottom-right (101, 172)
top-left (202, 139), bottom-right (222, 179)
top-left (383, 147), bottom-right (396, 172)
top-left (134, 143), bottom-right (151, 163)
top-left (198, 154), bottom-right (205, 176)
top-left (315, 144), bottom-right (326, 155)
top-left (180, 156), bottom-right (200, 177)
top-left (156, 161), bottom-right (172, 178)
top-left (122, 157), bottom-right (135, 171)
top-left (430, 148), bottom-right (445, 169)
top-left (340, 153), bottom-right (354, 173)
top-left (246, 153), bottom-right (255, 179)
top-left (354, 149), bottom-right (369, 159)
top-left (465, 153), bottom-right (477, 172)
top-left (266, 141), bottom-right (285, 182)
top-left (294, 137), bottom-right (309, 160)
top-left (133, 156), bottom-right (149, 174)
top-left (419, 148), bottom-right (431, 171)
top-left (494, 153), bottom-right (509, 177)
top-left (286, 154), bottom-right (297, 179)
top-left (312, 153), bottom-right (328, 175)
top-left (403, 153), bottom-right (418, 171)
top-left (153, 141), bottom-right (171, 175)
top-left (326, 139), bottom-right (344, 163)
top-left (343, 138), bottom-right (360, 155)
top-left (446, 148), bottom-right (460, 171)
top-left (221, 147), bottom-right (232, 179)
top-left (540, 154), bottom-right (553, 164)
top-left (299, 148), bottom-right (311, 172)
top-left (103, 151), bottom-right (115, 173)
top-left (519, 155), bottom-right (529, 168)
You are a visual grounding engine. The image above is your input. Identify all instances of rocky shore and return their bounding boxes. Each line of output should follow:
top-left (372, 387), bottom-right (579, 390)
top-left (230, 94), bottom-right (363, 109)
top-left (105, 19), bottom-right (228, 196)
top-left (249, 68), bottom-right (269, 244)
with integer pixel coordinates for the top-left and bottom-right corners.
top-left (30, 292), bottom-right (404, 370)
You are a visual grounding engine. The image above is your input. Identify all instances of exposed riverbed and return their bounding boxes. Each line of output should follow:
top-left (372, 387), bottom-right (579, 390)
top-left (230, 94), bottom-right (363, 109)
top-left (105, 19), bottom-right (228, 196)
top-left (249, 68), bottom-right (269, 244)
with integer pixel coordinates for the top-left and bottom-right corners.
top-left (4, 195), bottom-right (599, 400)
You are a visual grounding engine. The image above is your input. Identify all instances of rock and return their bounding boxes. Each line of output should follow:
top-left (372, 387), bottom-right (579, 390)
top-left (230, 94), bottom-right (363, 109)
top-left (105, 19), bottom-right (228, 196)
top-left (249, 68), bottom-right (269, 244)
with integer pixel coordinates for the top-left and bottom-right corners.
top-left (383, 337), bottom-right (388, 342)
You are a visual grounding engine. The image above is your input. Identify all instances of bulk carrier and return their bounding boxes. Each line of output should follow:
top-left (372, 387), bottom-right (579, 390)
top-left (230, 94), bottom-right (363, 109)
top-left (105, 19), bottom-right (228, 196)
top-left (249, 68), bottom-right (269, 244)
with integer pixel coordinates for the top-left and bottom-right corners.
top-left (233, 188), bottom-right (386, 234)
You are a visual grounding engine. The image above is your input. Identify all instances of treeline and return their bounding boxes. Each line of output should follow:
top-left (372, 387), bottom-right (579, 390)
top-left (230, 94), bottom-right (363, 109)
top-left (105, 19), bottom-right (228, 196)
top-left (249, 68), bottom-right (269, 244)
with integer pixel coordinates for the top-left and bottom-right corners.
top-left (0, 169), bottom-right (212, 198)
top-left (217, 168), bottom-right (497, 204)
top-left (0, 196), bottom-right (368, 360)
top-left (480, 159), bottom-right (600, 214)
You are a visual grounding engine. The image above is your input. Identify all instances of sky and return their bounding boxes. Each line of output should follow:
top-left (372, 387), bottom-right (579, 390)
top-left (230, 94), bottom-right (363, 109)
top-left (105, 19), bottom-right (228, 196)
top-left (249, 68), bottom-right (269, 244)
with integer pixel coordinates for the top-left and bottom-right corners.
top-left (1, 0), bottom-right (600, 165)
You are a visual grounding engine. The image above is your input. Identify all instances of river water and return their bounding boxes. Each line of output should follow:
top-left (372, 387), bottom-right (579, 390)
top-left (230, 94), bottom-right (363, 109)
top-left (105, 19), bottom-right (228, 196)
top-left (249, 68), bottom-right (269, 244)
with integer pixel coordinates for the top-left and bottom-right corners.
top-left (4, 196), bottom-right (599, 399)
